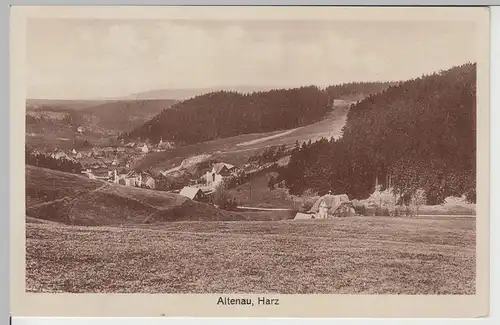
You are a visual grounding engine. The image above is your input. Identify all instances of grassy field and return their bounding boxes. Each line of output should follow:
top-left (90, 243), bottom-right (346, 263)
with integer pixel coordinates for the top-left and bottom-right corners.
top-left (26, 215), bottom-right (475, 294)
top-left (25, 166), bottom-right (103, 207)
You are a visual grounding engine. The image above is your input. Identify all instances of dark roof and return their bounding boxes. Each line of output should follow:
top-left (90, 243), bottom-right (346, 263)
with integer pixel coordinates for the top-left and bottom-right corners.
top-left (309, 194), bottom-right (351, 214)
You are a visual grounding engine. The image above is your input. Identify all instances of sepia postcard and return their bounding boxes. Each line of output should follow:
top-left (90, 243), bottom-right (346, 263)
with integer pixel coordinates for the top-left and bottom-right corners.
top-left (10, 5), bottom-right (490, 318)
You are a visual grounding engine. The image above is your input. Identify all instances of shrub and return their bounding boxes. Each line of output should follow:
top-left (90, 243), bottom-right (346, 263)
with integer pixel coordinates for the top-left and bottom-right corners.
top-left (298, 197), bottom-right (318, 213)
top-left (353, 204), bottom-right (366, 216)
top-left (268, 175), bottom-right (276, 190)
top-left (374, 206), bottom-right (390, 217)
top-left (391, 205), bottom-right (415, 217)
top-left (212, 183), bottom-right (237, 211)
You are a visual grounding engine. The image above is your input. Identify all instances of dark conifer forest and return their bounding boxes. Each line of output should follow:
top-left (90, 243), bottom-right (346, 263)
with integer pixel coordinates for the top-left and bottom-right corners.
top-left (283, 63), bottom-right (476, 204)
top-left (125, 82), bottom-right (394, 145)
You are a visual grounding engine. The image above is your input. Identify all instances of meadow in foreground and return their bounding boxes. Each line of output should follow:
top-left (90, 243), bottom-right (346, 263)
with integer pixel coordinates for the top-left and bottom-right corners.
top-left (26, 216), bottom-right (475, 294)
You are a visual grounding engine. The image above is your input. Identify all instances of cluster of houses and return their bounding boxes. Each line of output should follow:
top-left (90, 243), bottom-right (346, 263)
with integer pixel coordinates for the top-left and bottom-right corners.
top-left (79, 156), bottom-right (245, 198)
top-left (48, 136), bottom-right (175, 164)
top-left (45, 137), bottom-right (176, 176)
top-left (81, 168), bottom-right (157, 189)
top-left (124, 138), bottom-right (175, 153)
top-left (45, 134), bottom-right (252, 204)
top-left (177, 162), bottom-right (242, 203)
top-left (40, 138), bottom-right (177, 191)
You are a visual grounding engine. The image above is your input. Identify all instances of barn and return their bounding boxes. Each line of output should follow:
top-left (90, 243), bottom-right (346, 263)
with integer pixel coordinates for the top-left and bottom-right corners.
top-left (308, 193), bottom-right (356, 219)
top-left (179, 186), bottom-right (209, 203)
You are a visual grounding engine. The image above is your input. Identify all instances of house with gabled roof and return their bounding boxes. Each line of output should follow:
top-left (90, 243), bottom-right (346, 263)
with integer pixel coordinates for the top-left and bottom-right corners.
top-left (116, 170), bottom-right (142, 187)
top-left (205, 162), bottom-right (240, 188)
top-left (179, 186), bottom-right (209, 203)
top-left (308, 193), bottom-right (355, 219)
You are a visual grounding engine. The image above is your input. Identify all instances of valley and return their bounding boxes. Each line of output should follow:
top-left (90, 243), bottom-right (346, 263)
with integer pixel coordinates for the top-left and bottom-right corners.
top-left (24, 67), bottom-right (477, 295)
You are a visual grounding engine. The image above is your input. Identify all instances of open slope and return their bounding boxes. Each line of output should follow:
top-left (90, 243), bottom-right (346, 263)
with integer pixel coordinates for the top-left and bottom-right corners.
top-left (26, 216), bottom-right (475, 293)
top-left (25, 166), bottom-right (243, 225)
top-left (133, 105), bottom-right (350, 173)
top-left (82, 99), bottom-right (177, 132)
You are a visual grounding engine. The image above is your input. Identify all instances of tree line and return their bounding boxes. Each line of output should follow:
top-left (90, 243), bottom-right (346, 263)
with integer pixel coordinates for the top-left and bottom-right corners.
top-left (248, 145), bottom-right (288, 165)
top-left (26, 111), bottom-right (84, 126)
top-left (282, 63), bottom-right (477, 205)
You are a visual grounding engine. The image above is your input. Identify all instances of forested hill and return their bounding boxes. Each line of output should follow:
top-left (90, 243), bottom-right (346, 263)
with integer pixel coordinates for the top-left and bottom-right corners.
top-left (284, 63), bottom-right (477, 204)
top-left (125, 82), bottom-right (395, 145)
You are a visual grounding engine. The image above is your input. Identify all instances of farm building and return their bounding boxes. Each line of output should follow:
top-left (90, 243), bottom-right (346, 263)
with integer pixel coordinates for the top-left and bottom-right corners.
top-left (77, 126), bottom-right (86, 134)
top-left (179, 186), bottom-right (209, 203)
top-left (141, 144), bottom-right (149, 153)
top-left (308, 193), bottom-right (356, 219)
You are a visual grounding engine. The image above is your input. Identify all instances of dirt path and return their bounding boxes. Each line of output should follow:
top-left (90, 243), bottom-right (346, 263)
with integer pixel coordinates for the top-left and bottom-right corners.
top-left (237, 206), bottom-right (292, 211)
top-left (235, 128), bottom-right (300, 147)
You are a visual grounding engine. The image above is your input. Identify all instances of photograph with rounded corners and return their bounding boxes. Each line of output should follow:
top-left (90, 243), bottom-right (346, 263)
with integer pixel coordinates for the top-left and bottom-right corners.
top-left (10, 5), bottom-right (490, 318)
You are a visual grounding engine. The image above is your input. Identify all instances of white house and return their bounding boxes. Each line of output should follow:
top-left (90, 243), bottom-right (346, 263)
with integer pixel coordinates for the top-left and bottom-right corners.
top-left (51, 151), bottom-right (68, 160)
top-left (205, 162), bottom-right (239, 188)
top-left (116, 171), bottom-right (143, 187)
top-left (141, 144), bottom-right (149, 153)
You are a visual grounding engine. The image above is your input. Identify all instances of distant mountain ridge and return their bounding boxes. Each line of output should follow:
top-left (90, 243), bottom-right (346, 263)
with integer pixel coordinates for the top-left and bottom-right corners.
top-left (26, 98), bottom-right (178, 135)
top-left (125, 86), bottom-right (284, 100)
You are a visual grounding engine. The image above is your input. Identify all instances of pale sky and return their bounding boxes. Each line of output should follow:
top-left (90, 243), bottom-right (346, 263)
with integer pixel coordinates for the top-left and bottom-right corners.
top-left (26, 19), bottom-right (477, 99)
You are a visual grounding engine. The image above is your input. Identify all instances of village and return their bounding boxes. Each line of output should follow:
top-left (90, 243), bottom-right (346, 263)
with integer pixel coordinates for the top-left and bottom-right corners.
top-left (21, 9), bottom-right (481, 299)
top-left (29, 126), bottom-right (364, 220)
top-left (30, 133), bottom-right (173, 185)
top-left (29, 130), bottom-right (255, 205)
